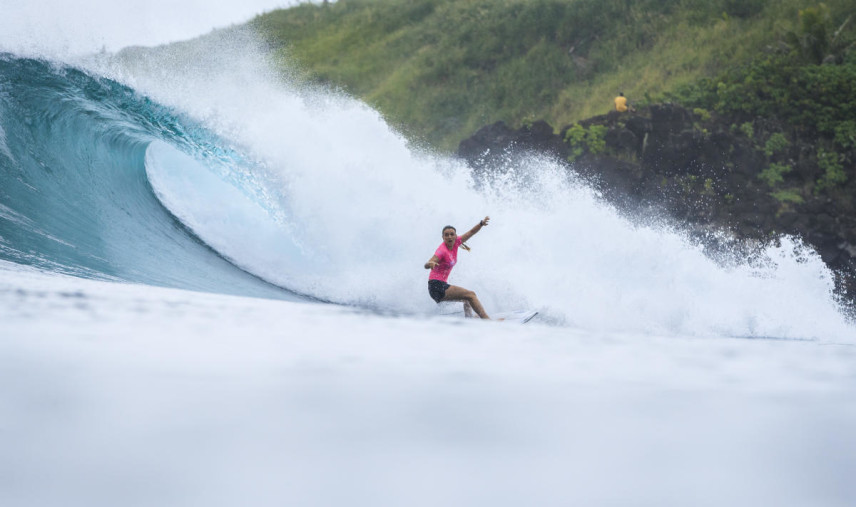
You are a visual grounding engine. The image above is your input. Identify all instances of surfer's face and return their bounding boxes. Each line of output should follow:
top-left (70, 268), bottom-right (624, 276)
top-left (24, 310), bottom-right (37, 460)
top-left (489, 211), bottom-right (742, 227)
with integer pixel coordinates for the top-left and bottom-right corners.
top-left (442, 227), bottom-right (456, 248)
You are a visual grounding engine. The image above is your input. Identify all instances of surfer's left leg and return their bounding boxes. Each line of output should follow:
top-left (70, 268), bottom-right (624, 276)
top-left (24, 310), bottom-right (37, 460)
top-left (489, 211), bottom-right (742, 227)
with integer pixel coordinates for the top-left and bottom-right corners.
top-left (442, 285), bottom-right (490, 319)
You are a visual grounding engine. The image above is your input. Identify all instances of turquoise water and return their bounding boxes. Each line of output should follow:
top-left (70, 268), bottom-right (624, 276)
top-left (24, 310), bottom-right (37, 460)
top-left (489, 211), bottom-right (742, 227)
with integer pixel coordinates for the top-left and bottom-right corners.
top-left (0, 55), bottom-right (297, 300)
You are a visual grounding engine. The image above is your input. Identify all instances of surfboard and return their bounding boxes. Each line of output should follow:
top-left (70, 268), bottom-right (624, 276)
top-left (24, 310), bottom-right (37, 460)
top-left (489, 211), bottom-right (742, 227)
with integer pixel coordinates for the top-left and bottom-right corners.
top-left (437, 306), bottom-right (539, 323)
top-left (493, 309), bottom-right (539, 324)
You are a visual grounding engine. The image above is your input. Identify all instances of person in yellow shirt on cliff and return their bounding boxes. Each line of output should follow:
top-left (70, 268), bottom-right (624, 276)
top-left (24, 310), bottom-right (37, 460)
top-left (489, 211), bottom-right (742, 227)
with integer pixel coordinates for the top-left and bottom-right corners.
top-left (614, 92), bottom-right (634, 112)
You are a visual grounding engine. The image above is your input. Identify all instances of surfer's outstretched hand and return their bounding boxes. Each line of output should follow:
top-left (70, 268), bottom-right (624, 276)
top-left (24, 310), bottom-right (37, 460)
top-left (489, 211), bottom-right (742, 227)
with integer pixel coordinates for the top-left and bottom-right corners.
top-left (481, 216), bottom-right (490, 227)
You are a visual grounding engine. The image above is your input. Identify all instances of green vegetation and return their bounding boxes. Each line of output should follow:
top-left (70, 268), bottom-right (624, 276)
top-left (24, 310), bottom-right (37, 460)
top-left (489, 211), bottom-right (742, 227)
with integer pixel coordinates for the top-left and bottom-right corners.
top-left (586, 125), bottom-right (608, 155)
top-left (758, 162), bottom-right (793, 187)
top-left (835, 120), bottom-right (856, 149)
top-left (816, 148), bottom-right (847, 192)
top-left (673, 2), bottom-right (855, 193)
top-left (693, 108), bottom-right (711, 122)
top-left (772, 188), bottom-right (805, 204)
top-left (253, 0), bottom-right (856, 151)
top-left (679, 51), bottom-right (856, 141)
top-left (563, 123), bottom-right (607, 161)
top-left (763, 132), bottom-right (789, 157)
top-left (564, 124), bottom-right (587, 161)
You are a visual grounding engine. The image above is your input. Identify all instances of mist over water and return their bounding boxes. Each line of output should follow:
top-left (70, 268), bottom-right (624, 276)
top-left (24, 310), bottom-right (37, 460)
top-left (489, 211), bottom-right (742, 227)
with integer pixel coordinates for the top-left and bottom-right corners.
top-left (76, 28), bottom-right (848, 340)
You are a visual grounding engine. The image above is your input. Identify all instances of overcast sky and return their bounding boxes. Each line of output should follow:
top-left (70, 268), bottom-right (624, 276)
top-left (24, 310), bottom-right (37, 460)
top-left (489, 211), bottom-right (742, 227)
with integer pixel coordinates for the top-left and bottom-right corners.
top-left (0, 0), bottom-right (316, 55)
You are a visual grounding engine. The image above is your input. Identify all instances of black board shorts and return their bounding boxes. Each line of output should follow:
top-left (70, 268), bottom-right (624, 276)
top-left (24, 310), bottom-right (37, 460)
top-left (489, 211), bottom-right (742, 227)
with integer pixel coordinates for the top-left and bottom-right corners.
top-left (428, 279), bottom-right (450, 303)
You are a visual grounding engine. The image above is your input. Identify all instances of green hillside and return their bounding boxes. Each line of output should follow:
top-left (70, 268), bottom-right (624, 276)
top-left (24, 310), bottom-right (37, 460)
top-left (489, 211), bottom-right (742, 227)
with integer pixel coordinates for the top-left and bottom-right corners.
top-left (252, 0), bottom-right (855, 151)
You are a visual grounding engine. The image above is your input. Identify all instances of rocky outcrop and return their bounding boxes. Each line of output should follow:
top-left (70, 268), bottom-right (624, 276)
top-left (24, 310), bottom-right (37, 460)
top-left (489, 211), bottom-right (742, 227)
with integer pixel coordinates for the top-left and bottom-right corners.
top-left (457, 104), bottom-right (856, 305)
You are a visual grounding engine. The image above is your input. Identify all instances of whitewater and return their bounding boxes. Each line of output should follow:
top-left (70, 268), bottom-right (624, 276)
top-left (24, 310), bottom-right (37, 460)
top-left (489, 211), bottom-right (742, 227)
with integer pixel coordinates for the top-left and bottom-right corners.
top-left (2, 6), bottom-right (856, 507)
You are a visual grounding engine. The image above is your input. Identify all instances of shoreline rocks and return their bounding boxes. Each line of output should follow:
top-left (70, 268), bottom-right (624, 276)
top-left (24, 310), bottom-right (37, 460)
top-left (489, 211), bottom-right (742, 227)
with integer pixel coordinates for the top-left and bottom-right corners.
top-left (457, 104), bottom-right (856, 307)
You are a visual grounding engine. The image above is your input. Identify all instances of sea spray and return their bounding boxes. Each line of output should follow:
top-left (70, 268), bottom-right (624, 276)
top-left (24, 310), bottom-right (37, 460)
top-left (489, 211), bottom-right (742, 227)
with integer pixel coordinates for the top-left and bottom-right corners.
top-left (84, 30), bottom-right (853, 340)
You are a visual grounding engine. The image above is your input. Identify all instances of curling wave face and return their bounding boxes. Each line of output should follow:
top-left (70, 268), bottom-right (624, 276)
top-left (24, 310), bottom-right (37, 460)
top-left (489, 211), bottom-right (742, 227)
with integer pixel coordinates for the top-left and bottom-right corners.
top-left (0, 54), bottom-right (298, 300)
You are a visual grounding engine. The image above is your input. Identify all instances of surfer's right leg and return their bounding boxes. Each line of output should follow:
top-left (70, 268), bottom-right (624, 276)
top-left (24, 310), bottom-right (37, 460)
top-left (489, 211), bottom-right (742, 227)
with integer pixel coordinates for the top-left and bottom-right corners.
top-left (443, 285), bottom-right (489, 319)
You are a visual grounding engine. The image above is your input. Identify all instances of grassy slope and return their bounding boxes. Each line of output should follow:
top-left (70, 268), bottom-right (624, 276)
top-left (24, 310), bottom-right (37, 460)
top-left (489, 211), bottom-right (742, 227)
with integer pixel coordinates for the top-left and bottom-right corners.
top-left (252, 0), bottom-right (853, 152)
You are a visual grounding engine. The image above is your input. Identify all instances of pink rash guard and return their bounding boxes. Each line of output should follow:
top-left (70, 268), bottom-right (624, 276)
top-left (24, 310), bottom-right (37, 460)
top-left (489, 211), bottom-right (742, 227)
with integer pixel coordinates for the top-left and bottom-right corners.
top-left (429, 237), bottom-right (462, 282)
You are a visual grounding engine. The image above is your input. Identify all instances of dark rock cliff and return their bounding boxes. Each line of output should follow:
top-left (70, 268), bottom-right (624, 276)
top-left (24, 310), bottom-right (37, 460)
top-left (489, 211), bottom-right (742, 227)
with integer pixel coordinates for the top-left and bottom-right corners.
top-left (457, 104), bottom-right (856, 306)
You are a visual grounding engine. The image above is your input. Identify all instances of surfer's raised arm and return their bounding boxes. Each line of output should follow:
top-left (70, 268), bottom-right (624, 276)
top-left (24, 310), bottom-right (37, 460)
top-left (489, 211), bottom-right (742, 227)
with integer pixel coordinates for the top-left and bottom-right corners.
top-left (459, 216), bottom-right (489, 244)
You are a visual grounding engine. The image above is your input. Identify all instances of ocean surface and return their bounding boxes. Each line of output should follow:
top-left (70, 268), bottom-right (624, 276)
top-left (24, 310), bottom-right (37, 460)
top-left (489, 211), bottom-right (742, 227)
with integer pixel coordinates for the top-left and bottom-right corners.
top-left (2, 23), bottom-right (856, 507)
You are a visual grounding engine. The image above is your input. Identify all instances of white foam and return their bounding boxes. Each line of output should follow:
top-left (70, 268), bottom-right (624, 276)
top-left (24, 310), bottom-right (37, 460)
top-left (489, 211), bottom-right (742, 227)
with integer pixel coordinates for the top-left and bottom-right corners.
top-left (2, 261), bottom-right (856, 507)
top-left (94, 31), bottom-right (855, 341)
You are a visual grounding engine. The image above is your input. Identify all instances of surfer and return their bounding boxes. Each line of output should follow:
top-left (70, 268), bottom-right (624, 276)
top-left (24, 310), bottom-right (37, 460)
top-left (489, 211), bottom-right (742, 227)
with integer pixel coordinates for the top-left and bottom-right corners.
top-left (424, 216), bottom-right (491, 319)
